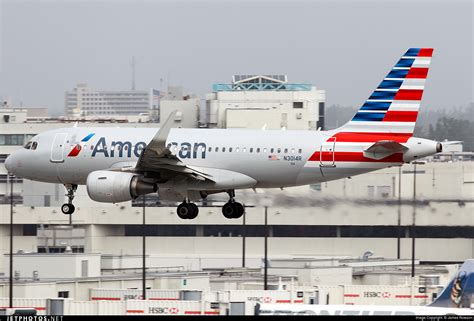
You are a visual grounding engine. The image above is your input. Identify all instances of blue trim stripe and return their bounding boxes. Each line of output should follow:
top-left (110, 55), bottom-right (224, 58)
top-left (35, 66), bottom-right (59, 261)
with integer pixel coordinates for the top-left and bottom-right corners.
top-left (404, 48), bottom-right (421, 57)
top-left (352, 112), bottom-right (386, 122)
top-left (360, 101), bottom-right (391, 111)
top-left (395, 58), bottom-right (415, 68)
top-left (386, 69), bottom-right (409, 79)
top-left (378, 80), bottom-right (403, 90)
top-left (81, 133), bottom-right (95, 142)
top-left (369, 90), bottom-right (396, 100)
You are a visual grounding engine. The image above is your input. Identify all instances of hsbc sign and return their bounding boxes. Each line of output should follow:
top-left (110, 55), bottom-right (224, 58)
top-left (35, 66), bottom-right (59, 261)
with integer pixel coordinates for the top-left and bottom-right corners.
top-left (149, 307), bottom-right (180, 314)
top-left (363, 291), bottom-right (391, 298)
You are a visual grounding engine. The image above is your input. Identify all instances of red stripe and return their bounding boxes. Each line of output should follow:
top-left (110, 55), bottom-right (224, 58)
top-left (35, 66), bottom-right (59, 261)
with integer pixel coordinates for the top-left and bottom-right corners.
top-left (0, 307), bottom-right (45, 311)
top-left (395, 295), bottom-right (411, 298)
top-left (406, 67), bottom-right (429, 79)
top-left (185, 311), bottom-right (202, 315)
top-left (418, 48), bottom-right (434, 57)
top-left (204, 311), bottom-right (220, 315)
top-left (414, 295), bottom-right (428, 298)
top-left (309, 151), bottom-right (404, 163)
top-left (91, 297), bottom-right (121, 301)
top-left (67, 144), bottom-right (82, 157)
top-left (127, 310), bottom-right (144, 313)
top-left (344, 294), bottom-right (360, 297)
top-left (276, 300), bottom-right (291, 303)
top-left (394, 89), bottom-right (424, 101)
top-left (383, 111), bottom-right (418, 122)
top-left (293, 300), bottom-right (304, 303)
top-left (333, 132), bottom-right (412, 143)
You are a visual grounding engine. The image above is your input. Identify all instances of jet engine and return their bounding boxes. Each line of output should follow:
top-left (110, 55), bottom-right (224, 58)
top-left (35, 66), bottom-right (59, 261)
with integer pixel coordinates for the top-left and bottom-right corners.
top-left (403, 137), bottom-right (442, 162)
top-left (86, 171), bottom-right (157, 203)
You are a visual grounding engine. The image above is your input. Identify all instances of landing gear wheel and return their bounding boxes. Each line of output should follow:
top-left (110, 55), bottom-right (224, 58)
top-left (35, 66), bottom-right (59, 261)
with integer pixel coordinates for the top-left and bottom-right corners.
top-left (188, 203), bottom-right (199, 219)
top-left (177, 202), bottom-right (199, 220)
top-left (222, 202), bottom-right (236, 219)
top-left (61, 203), bottom-right (75, 215)
top-left (232, 202), bottom-right (244, 219)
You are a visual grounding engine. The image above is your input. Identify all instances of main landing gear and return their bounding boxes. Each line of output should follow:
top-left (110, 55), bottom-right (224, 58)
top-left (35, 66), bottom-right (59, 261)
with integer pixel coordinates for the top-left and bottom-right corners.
top-left (222, 190), bottom-right (244, 219)
top-left (177, 201), bottom-right (199, 220)
top-left (61, 184), bottom-right (77, 215)
top-left (175, 190), bottom-right (245, 220)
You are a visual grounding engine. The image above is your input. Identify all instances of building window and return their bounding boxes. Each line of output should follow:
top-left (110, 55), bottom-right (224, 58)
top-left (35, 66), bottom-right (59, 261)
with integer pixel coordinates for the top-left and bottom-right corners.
top-left (58, 291), bottom-right (69, 298)
top-left (293, 102), bottom-right (303, 109)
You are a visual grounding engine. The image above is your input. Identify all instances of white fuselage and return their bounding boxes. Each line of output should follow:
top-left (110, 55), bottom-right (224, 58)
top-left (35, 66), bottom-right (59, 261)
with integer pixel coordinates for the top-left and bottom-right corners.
top-left (5, 126), bottom-right (407, 191)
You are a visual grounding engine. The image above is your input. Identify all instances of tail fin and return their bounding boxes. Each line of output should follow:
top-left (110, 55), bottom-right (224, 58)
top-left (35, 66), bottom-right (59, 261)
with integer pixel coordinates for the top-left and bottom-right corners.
top-left (429, 260), bottom-right (474, 308)
top-left (341, 48), bottom-right (434, 139)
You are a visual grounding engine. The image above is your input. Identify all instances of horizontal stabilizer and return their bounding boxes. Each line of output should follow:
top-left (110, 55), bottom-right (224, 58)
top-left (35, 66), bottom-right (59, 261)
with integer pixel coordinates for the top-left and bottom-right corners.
top-left (363, 140), bottom-right (408, 160)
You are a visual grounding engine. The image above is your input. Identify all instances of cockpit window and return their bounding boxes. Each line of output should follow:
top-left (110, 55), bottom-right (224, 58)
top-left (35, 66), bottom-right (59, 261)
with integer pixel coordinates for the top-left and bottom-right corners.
top-left (24, 141), bottom-right (32, 149)
top-left (31, 142), bottom-right (38, 150)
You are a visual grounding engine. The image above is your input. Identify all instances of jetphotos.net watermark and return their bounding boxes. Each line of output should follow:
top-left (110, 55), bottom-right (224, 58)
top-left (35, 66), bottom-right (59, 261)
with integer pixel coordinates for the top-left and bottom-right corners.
top-left (6, 317), bottom-right (63, 321)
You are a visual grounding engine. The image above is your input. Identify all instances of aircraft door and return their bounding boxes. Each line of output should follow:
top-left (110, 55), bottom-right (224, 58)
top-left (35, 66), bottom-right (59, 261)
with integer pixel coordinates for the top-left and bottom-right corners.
top-left (320, 137), bottom-right (336, 167)
top-left (50, 133), bottom-right (68, 163)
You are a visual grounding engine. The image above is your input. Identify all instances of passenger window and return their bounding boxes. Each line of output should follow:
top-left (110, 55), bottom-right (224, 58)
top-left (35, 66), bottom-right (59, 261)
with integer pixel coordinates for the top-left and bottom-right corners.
top-left (263, 148), bottom-right (267, 153)
top-left (222, 147), bottom-right (226, 152)
top-left (270, 148), bottom-right (274, 153)
top-left (257, 148), bottom-right (260, 153)
top-left (284, 148), bottom-right (288, 153)
top-left (31, 142), bottom-right (38, 150)
top-left (215, 147), bottom-right (219, 152)
top-left (277, 148), bottom-right (281, 153)
top-left (229, 147), bottom-right (233, 152)
top-left (236, 147), bottom-right (240, 152)
top-left (243, 147), bottom-right (247, 153)
top-left (298, 148), bottom-right (302, 153)
top-left (291, 148), bottom-right (295, 154)
top-left (91, 145), bottom-right (94, 150)
top-left (250, 148), bottom-right (253, 153)
top-left (208, 147), bottom-right (212, 152)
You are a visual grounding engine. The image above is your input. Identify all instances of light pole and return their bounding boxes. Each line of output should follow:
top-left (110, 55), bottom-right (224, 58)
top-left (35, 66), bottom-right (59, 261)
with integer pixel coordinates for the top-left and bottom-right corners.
top-left (142, 195), bottom-right (146, 300)
top-left (242, 204), bottom-right (246, 268)
top-left (397, 166), bottom-right (402, 259)
top-left (411, 161), bottom-right (424, 278)
top-left (8, 173), bottom-right (14, 308)
top-left (264, 205), bottom-right (268, 291)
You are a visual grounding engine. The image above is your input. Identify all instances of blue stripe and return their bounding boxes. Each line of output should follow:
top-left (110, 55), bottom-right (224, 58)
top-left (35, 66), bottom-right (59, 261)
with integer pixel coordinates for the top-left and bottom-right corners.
top-left (81, 133), bottom-right (95, 142)
top-left (386, 69), bottom-right (409, 79)
top-left (352, 112), bottom-right (386, 122)
top-left (404, 48), bottom-right (420, 57)
top-left (369, 91), bottom-right (396, 100)
top-left (360, 102), bottom-right (391, 111)
top-left (395, 58), bottom-right (415, 68)
top-left (378, 80), bottom-right (403, 90)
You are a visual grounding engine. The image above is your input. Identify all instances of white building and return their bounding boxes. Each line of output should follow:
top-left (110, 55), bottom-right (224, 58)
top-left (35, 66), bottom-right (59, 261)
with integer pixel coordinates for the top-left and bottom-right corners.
top-left (65, 83), bottom-right (161, 117)
top-left (206, 75), bottom-right (326, 130)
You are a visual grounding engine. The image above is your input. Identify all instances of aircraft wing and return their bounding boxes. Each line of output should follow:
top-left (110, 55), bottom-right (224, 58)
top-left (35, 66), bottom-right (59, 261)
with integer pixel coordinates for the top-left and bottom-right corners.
top-left (363, 140), bottom-right (408, 160)
top-left (133, 110), bottom-right (214, 182)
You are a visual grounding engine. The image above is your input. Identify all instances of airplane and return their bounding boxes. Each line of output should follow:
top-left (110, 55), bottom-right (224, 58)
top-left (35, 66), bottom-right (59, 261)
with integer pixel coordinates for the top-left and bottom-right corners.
top-left (5, 47), bottom-right (442, 219)
top-left (256, 259), bottom-right (474, 315)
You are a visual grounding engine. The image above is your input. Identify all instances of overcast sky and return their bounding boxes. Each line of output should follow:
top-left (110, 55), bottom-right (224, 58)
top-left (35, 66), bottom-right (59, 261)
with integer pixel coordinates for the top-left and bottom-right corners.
top-left (0, 0), bottom-right (472, 116)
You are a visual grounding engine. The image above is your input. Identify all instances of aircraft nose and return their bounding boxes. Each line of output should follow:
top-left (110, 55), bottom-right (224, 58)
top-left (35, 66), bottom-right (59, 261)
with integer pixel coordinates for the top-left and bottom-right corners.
top-left (4, 154), bottom-right (15, 174)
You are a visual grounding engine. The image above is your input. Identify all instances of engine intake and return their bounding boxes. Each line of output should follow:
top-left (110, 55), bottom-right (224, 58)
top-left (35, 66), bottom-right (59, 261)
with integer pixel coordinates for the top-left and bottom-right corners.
top-left (87, 170), bottom-right (156, 203)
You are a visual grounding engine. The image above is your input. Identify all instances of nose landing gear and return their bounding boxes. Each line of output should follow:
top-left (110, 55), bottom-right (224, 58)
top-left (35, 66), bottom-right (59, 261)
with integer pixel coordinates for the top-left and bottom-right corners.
top-left (61, 184), bottom-right (77, 215)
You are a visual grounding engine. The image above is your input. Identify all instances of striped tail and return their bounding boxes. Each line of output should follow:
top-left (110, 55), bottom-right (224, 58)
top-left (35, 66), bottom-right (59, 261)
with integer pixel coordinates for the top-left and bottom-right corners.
top-left (339, 48), bottom-right (433, 143)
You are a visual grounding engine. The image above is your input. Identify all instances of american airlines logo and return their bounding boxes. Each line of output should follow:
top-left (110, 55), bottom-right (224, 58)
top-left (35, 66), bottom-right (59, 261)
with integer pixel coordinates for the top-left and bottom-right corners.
top-left (68, 136), bottom-right (208, 159)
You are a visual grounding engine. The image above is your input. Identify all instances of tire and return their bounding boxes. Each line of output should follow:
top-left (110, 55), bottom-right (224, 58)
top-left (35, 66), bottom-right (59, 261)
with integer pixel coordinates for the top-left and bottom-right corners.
top-left (188, 203), bottom-right (199, 219)
top-left (232, 202), bottom-right (244, 219)
top-left (177, 202), bottom-right (190, 219)
top-left (61, 203), bottom-right (75, 215)
top-left (222, 202), bottom-right (235, 219)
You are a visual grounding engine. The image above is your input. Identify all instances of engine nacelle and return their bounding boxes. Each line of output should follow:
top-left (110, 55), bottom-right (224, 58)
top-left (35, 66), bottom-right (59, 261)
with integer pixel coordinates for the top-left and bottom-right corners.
top-left (87, 171), bottom-right (157, 203)
top-left (403, 137), bottom-right (442, 162)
